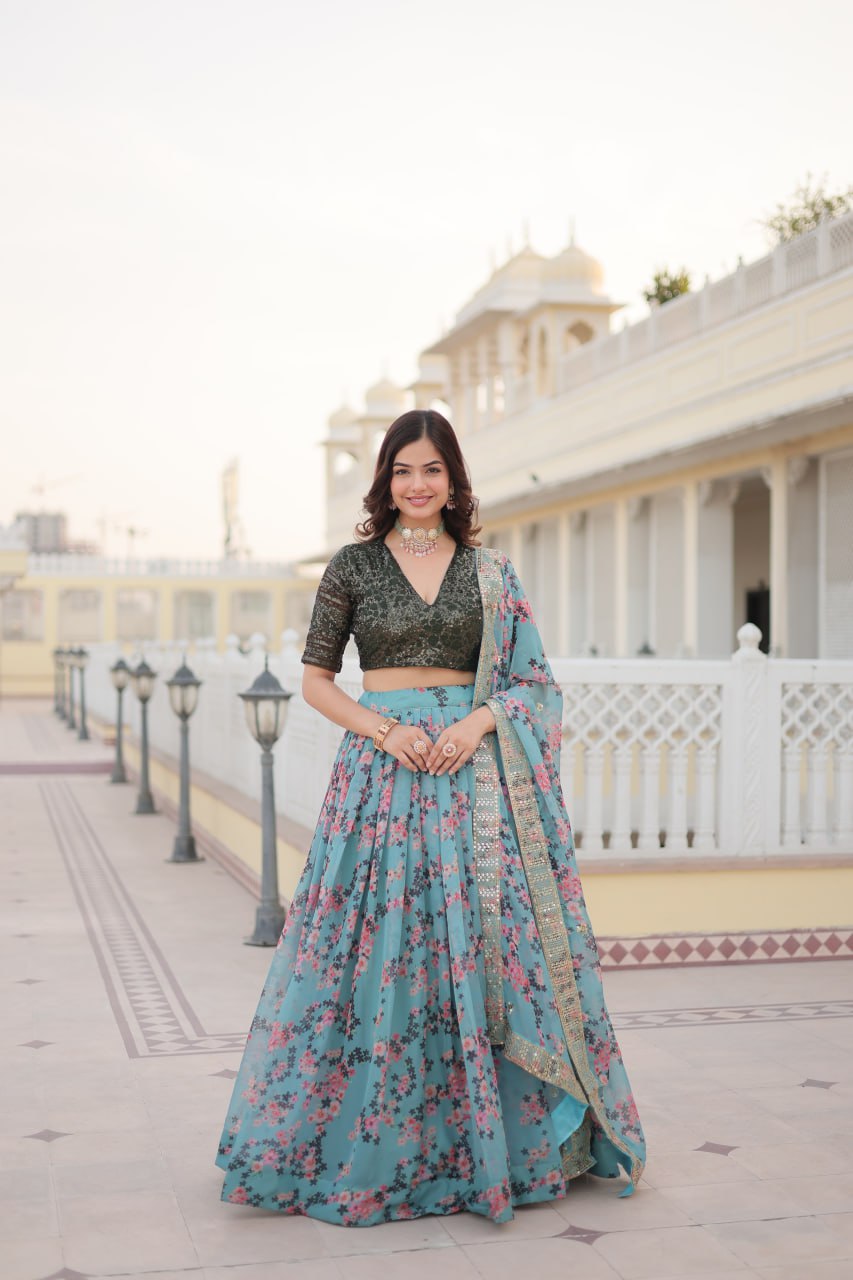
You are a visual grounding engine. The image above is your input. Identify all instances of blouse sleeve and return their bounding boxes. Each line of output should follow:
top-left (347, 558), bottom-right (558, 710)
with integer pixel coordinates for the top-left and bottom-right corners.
top-left (300, 552), bottom-right (355, 673)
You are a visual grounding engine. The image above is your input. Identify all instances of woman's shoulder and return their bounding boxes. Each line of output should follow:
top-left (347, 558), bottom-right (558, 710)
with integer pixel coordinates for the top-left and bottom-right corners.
top-left (325, 540), bottom-right (384, 577)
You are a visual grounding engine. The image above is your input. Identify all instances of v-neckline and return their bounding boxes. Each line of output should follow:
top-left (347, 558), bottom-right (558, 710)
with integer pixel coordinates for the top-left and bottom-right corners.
top-left (381, 538), bottom-right (460, 608)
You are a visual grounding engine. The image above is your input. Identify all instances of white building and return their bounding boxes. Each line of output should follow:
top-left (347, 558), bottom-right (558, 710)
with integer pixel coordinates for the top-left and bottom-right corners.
top-left (322, 214), bottom-right (853, 660)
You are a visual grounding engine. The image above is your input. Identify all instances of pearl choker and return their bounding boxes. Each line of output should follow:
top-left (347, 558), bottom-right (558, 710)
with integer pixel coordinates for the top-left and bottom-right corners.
top-left (394, 517), bottom-right (445, 556)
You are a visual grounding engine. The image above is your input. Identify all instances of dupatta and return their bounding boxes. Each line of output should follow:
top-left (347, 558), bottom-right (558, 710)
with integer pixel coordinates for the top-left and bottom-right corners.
top-left (470, 546), bottom-right (646, 1195)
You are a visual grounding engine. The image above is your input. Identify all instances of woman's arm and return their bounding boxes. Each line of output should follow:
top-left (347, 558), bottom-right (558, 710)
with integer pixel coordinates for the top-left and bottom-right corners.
top-left (301, 664), bottom-right (387, 738)
top-left (301, 665), bottom-right (433, 772)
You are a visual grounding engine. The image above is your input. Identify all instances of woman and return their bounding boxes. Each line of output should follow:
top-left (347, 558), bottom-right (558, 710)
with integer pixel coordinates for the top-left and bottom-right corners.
top-left (216, 410), bottom-right (645, 1225)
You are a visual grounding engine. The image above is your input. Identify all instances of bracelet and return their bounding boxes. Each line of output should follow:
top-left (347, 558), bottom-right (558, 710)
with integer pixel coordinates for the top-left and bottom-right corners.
top-left (373, 717), bottom-right (399, 752)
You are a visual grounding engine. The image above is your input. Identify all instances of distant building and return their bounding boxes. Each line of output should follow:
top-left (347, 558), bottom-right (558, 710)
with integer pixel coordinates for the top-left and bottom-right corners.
top-left (322, 214), bottom-right (853, 660)
top-left (0, 549), bottom-right (318, 697)
top-left (13, 510), bottom-right (69, 554)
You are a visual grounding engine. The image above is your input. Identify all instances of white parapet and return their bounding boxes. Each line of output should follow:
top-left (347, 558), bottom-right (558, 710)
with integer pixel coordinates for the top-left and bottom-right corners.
top-left (83, 628), bottom-right (853, 859)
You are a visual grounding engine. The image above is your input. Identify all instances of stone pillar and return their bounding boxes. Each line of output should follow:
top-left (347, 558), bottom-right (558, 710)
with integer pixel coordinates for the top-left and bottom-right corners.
top-left (682, 480), bottom-right (699, 657)
top-left (766, 457), bottom-right (789, 656)
top-left (557, 512), bottom-right (571, 657)
top-left (614, 498), bottom-right (629, 656)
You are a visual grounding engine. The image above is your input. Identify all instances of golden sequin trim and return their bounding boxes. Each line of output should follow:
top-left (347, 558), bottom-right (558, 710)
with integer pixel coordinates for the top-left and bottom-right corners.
top-left (472, 735), bottom-right (505, 1045)
top-left (503, 1027), bottom-right (585, 1104)
top-left (561, 1108), bottom-right (595, 1181)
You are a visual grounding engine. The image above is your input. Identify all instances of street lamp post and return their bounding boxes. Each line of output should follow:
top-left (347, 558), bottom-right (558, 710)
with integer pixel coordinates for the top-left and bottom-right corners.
top-left (166, 659), bottom-right (202, 863)
top-left (67, 649), bottom-right (77, 731)
top-left (130, 659), bottom-right (157, 815)
top-left (239, 656), bottom-right (292, 946)
top-left (56, 649), bottom-right (67, 720)
top-left (72, 647), bottom-right (90, 741)
top-left (109, 657), bottom-right (131, 784)
top-left (52, 648), bottom-right (63, 716)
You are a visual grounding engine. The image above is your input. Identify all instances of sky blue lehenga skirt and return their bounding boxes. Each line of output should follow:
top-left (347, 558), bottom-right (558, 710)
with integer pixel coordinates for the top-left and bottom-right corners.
top-left (215, 684), bottom-right (624, 1226)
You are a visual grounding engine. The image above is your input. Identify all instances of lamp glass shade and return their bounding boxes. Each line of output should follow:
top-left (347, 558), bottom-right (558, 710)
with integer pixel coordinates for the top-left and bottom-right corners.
top-left (131, 661), bottom-right (156, 703)
top-left (239, 657), bottom-right (291, 749)
top-left (110, 659), bottom-right (131, 691)
top-left (166, 661), bottom-right (201, 719)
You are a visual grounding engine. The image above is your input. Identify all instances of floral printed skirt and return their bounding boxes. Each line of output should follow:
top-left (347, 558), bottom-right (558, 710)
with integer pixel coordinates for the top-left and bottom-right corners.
top-left (215, 684), bottom-right (639, 1226)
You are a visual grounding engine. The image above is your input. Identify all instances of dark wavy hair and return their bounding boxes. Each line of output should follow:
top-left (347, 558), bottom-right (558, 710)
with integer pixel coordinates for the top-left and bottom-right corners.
top-left (356, 409), bottom-right (481, 546)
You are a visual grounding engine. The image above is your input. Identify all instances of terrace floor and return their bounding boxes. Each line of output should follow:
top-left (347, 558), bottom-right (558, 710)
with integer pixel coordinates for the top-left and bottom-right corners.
top-left (2, 699), bottom-right (852, 1280)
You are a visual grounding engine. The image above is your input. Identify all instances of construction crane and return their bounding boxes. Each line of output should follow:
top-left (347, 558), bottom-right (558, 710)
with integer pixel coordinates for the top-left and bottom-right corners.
top-left (29, 473), bottom-right (83, 503)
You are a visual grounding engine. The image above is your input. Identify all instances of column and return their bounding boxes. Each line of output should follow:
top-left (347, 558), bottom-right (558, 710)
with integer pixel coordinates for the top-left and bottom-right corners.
top-left (508, 524), bottom-right (523, 569)
top-left (682, 480), bottom-right (699, 657)
top-left (557, 512), bottom-right (571, 657)
top-left (464, 347), bottom-right (478, 434)
top-left (767, 456), bottom-right (788, 656)
top-left (614, 498), bottom-right (629, 656)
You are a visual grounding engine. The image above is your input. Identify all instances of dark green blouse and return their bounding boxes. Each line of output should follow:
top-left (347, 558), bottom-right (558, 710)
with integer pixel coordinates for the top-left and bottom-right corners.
top-left (301, 540), bottom-right (483, 674)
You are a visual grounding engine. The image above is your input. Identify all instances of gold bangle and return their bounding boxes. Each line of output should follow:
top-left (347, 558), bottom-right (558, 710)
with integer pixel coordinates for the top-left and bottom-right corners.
top-left (373, 716), bottom-right (399, 752)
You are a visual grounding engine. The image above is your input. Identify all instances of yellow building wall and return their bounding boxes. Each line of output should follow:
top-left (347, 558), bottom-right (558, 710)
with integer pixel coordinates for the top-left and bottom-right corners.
top-left (0, 572), bottom-right (316, 697)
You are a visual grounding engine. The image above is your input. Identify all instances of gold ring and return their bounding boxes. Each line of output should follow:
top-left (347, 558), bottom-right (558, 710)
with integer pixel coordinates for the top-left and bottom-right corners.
top-left (413, 739), bottom-right (428, 755)
top-left (442, 742), bottom-right (458, 758)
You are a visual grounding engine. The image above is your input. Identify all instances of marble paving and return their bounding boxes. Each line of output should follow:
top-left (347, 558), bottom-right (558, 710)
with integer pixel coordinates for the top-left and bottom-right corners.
top-left (2, 701), bottom-right (852, 1280)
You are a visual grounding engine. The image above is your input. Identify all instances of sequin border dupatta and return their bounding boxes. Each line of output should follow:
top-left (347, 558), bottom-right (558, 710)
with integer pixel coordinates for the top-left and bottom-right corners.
top-left (470, 546), bottom-right (645, 1196)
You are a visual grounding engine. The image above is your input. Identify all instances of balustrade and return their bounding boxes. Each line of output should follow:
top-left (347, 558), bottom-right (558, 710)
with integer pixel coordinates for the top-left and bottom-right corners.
top-left (550, 210), bottom-right (853, 408)
top-left (83, 624), bottom-right (853, 861)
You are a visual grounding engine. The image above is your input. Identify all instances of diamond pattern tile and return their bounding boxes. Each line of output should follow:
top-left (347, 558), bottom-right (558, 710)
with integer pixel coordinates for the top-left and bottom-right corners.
top-left (696, 1141), bottom-right (738, 1156)
top-left (557, 1223), bottom-right (608, 1244)
top-left (20, 1039), bottom-right (53, 1049)
top-left (599, 927), bottom-right (853, 969)
top-left (800, 1078), bottom-right (837, 1089)
top-left (25, 1128), bottom-right (71, 1143)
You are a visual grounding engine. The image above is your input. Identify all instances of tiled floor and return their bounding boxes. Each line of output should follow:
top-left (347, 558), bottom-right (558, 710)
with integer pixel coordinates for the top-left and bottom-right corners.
top-left (2, 700), bottom-right (853, 1280)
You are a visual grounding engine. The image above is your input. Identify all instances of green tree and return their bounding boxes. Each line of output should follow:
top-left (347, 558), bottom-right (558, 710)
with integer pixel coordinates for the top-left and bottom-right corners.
top-left (761, 173), bottom-right (853, 245)
top-left (642, 268), bottom-right (691, 307)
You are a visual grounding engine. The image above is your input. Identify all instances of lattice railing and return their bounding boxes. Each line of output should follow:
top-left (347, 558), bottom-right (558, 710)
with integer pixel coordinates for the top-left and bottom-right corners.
top-left (559, 673), bottom-right (723, 855)
top-left (779, 680), bottom-right (853, 849)
top-left (81, 627), bottom-right (853, 861)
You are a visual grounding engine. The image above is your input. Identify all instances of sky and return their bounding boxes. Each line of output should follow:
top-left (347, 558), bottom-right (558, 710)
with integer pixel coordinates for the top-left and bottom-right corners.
top-left (1, 0), bottom-right (851, 563)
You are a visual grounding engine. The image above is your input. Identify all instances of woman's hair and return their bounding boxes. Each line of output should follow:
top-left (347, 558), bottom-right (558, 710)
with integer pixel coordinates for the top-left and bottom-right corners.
top-left (356, 409), bottom-right (481, 545)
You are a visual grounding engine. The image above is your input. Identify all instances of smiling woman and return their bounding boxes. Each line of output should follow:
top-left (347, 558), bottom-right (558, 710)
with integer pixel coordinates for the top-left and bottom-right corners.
top-left (215, 409), bottom-right (646, 1225)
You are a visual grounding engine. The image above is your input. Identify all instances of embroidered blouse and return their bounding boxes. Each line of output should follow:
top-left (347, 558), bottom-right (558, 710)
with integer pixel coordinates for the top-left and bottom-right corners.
top-left (301, 540), bottom-right (482, 674)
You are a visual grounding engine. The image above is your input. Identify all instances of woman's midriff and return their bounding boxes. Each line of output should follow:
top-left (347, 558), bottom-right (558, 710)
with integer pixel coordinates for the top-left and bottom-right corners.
top-left (362, 666), bottom-right (476, 692)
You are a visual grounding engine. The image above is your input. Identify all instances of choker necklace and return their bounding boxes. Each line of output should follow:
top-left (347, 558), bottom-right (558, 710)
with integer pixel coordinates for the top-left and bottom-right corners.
top-left (394, 517), bottom-right (445, 556)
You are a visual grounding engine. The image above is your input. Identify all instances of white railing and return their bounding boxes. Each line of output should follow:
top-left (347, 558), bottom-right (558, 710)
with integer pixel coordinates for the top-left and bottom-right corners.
top-left (27, 554), bottom-right (296, 578)
top-left (83, 624), bottom-right (853, 860)
top-left (556, 209), bottom-right (853, 396)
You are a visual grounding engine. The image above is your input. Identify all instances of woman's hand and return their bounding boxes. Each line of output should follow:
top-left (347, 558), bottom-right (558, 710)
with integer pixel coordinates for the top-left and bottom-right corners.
top-left (425, 705), bottom-right (496, 776)
top-left (381, 724), bottom-right (435, 772)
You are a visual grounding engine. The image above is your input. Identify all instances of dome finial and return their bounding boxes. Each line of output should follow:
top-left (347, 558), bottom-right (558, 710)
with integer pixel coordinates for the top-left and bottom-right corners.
top-left (569, 215), bottom-right (576, 247)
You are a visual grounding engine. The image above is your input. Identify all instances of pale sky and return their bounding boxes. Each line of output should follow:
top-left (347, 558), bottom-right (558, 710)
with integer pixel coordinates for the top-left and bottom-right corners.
top-left (1, 0), bottom-right (851, 562)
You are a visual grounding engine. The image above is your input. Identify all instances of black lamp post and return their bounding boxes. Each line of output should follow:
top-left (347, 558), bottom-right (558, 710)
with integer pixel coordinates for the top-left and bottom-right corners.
top-left (130, 658), bottom-right (156, 815)
top-left (71, 647), bottom-right (90, 741)
top-left (239, 656), bottom-right (292, 946)
top-left (109, 657), bottom-right (131, 783)
top-left (66, 648), bottom-right (77, 731)
top-left (53, 647), bottom-right (63, 716)
top-left (166, 659), bottom-right (202, 863)
top-left (56, 649), bottom-right (67, 720)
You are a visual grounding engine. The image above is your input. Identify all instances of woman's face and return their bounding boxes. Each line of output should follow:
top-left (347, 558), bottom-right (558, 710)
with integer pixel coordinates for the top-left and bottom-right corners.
top-left (388, 435), bottom-right (450, 525)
